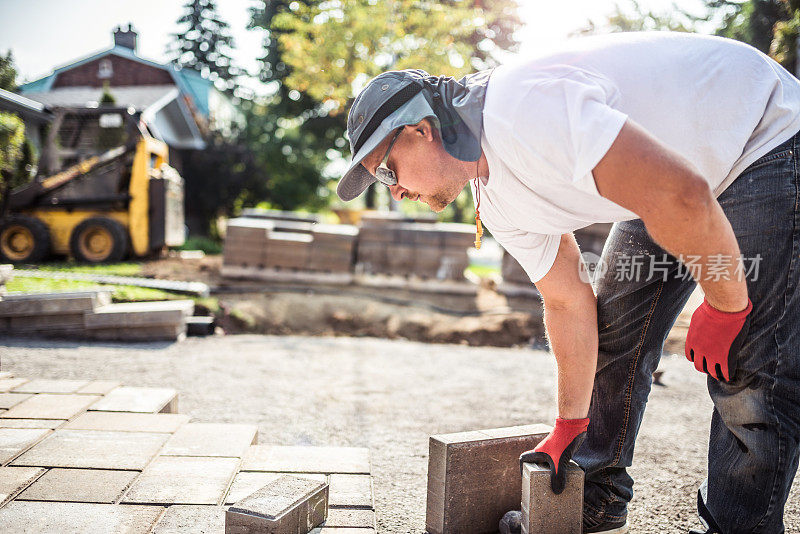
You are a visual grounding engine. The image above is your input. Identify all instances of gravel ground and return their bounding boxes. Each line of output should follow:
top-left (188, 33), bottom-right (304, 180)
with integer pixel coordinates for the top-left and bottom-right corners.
top-left (1, 334), bottom-right (798, 533)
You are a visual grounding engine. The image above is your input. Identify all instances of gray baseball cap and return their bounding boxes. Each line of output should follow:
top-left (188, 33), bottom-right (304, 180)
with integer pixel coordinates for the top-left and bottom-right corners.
top-left (337, 70), bottom-right (437, 202)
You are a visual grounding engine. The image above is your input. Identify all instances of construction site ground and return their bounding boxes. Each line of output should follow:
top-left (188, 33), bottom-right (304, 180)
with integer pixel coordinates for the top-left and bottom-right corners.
top-left (3, 334), bottom-right (798, 533)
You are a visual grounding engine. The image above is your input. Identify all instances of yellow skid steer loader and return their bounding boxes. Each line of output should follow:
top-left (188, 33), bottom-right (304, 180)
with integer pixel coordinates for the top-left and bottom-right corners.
top-left (0, 108), bottom-right (184, 264)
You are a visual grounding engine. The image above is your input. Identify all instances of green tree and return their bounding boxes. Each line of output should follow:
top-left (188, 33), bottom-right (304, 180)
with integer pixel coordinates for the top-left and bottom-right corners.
top-left (167, 0), bottom-right (239, 91)
top-left (0, 112), bottom-right (26, 200)
top-left (575, 0), bottom-right (698, 35)
top-left (0, 50), bottom-right (17, 92)
top-left (249, 0), bottom-right (522, 211)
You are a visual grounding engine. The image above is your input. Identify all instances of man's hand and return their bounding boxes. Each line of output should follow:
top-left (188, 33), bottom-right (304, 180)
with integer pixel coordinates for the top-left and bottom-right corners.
top-left (519, 417), bottom-right (589, 494)
top-left (685, 298), bottom-right (752, 382)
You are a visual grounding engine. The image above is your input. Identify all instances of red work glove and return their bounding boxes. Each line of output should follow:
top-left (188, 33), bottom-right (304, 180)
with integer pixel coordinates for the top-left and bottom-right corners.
top-left (519, 417), bottom-right (589, 495)
top-left (685, 298), bottom-right (752, 382)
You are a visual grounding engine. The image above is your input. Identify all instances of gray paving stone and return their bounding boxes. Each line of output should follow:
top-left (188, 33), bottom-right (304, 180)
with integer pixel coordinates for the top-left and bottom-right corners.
top-left (521, 461), bottom-right (583, 534)
top-left (328, 474), bottom-right (374, 509)
top-left (1, 394), bottom-right (101, 420)
top-left (150, 505), bottom-right (225, 534)
top-left (314, 529), bottom-right (376, 533)
top-left (12, 429), bottom-right (169, 470)
top-left (0, 290), bottom-right (110, 316)
top-left (85, 300), bottom-right (194, 328)
top-left (123, 456), bottom-right (239, 505)
top-left (76, 380), bottom-right (121, 395)
top-left (0, 378), bottom-right (28, 392)
top-left (161, 423), bottom-right (257, 457)
top-left (0, 393), bottom-right (32, 409)
top-left (85, 324), bottom-right (187, 342)
top-left (89, 387), bottom-right (177, 414)
top-left (64, 411), bottom-right (189, 433)
top-left (225, 472), bottom-right (327, 505)
top-left (11, 379), bottom-right (90, 394)
top-left (0, 467), bottom-right (46, 505)
top-left (241, 446), bottom-right (370, 474)
top-left (0, 428), bottom-right (50, 465)
top-left (226, 475), bottom-right (328, 534)
top-left (0, 501), bottom-right (163, 533)
top-left (17, 468), bottom-right (139, 503)
top-left (323, 508), bottom-right (376, 528)
top-left (0, 419), bottom-right (63, 429)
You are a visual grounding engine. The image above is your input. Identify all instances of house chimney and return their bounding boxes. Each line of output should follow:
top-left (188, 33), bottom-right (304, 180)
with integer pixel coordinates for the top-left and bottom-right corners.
top-left (113, 24), bottom-right (138, 52)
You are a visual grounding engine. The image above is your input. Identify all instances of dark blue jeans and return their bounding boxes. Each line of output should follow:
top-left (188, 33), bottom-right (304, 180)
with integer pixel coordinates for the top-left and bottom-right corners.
top-left (575, 132), bottom-right (800, 534)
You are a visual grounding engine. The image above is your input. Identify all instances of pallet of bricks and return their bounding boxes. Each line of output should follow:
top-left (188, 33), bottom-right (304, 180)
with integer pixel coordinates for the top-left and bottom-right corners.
top-left (0, 288), bottom-right (194, 341)
top-left (222, 217), bottom-right (358, 274)
top-left (501, 223), bottom-right (613, 286)
top-left (356, 212), bottom-right (474, 280)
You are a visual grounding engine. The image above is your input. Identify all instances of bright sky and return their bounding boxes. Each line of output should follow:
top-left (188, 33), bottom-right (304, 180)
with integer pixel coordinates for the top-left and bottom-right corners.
top-left (0, 0), bottom-right (709, 86)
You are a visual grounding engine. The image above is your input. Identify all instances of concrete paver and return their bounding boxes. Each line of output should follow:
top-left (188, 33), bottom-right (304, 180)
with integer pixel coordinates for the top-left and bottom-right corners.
top-left (324, 508), bottom-right (377, 528)
top-left (12, 429), bottom-right (169, 470)
top-left (225, 472), bottom-right (327, 505)
top-left (0, 393), bottom-right (32, 409)
top-left (0, 467), bottom-right (46, 505)
top-left (329, 474), bottom-right (374, 509)
top-left (226, 475), bottom-right (328, 534)
top-left (0, 378), bottom-right (28, 392)
top-left (17, 468), bottom-right (139, 503)
top-left (426, 424), bottom-right (550, 534)
top-left (521, 461), bottom-right (583, 534)
top-left (150, 505), bottom-right (225, 534)
top-left (0, 419), bottom-right (63, 429)
top-left (11, 379), bottom-right (89, 394)
top-left (0, 428), bottom-right (50, 465)
top-left (161, 423), bottom-right (257, 457)
top-left (76, 380), bottom-right (121, 395)
top-left (0, 501), bottom-right (163, 533)
top-left (64, 411), bottom-right (189, 433)
top-left (89, 387), bottom-right (177, 414)
top-left (122, 456), bottom-right (239, 505)
top-left (242, 446), bottom-right (370, 474)
top-left (1, 394), bottom-right (101, 420)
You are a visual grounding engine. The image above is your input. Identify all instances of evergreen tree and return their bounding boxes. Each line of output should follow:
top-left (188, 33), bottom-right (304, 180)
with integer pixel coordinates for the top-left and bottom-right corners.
top-left (0, 50), bottom-right (17, 92)
top-left (167, 0), bottom-right (239, 91)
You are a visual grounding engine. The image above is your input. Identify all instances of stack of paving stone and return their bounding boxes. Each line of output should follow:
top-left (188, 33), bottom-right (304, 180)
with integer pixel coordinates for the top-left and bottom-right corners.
top-left (308, 224), bottom-right (359, 273)
top-left (0, 374), bottom-right (377, 533)
top-left (223, 217), bottom-right (358, 275)
top-left (357, 218), bottom-right (474, 280)
top-left (500, 223), bottom-right (613, 287)
top-left (0, 289), bottom-right (195, 341)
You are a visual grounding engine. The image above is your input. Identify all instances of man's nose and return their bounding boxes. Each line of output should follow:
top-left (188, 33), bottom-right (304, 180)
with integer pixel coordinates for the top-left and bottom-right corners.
top-left (389, 184), bottom-right (407, 202)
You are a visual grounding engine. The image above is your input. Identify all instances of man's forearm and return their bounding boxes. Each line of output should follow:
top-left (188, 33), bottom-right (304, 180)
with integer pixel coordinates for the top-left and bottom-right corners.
top-left (542, 292), bottom-right (599, 419)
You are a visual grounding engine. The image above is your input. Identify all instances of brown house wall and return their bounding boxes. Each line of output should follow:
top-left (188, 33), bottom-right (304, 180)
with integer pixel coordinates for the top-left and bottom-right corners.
top-left (52, 55), bottom-right (174, 88)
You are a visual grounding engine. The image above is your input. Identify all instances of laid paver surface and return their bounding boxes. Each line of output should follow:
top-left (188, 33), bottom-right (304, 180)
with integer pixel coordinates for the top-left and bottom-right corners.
top-left (3, 334), bottom-right (800, 533)
top-left (64, 411), bottom-right (189, 433)
top-left (149, 505), bottom-right (225, 534)
top-left (89, 387), bottom-right (176, 413)
top-left (0, 419), bottom-right (63, 429)
top-left (160, 422), bottom-right (257, 457)
top-left (11, 379), bottom-right (89, 394)
top-left (122, 456), bottom-right (240, 505)
top-left (0, 501), bottom-right (163, 533)
top-left (16, 468), bottom-right (138, 503)
top-left (242, 445), bottom-right (370, 474)
top-left (11, 429), bottom-right (169, 470)
top-left (0, 393), bottom-right (31, 409)
top-left (329, 474), bottom-right (374, 509)
top-left (76, 380), bottom-right (121, 395)
top-left (0, 428), bottom-right (50, 465)
top-left (1, 394), bottom-right (101, 420)
top-left (0, 467), bottom-right (45, 505)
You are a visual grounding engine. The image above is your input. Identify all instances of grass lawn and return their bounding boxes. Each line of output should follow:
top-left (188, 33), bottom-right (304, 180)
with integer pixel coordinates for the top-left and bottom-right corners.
top-left (32, 262), bottom-right (144, 277)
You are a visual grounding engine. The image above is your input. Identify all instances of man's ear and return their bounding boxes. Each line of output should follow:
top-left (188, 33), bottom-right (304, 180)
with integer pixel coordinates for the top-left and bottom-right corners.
top-left (409, 118), bottom-right (436, 141)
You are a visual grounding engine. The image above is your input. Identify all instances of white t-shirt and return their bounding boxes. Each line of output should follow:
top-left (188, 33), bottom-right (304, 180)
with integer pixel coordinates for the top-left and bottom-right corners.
top-left (472, 31), bottom-right (800, 283)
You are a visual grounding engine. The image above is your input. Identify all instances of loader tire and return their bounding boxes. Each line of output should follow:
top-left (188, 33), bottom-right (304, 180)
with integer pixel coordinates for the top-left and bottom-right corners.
top-left (0, 215), bottom-right (51, 264)
top-left (70, 217), bottom-right (128, 264)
